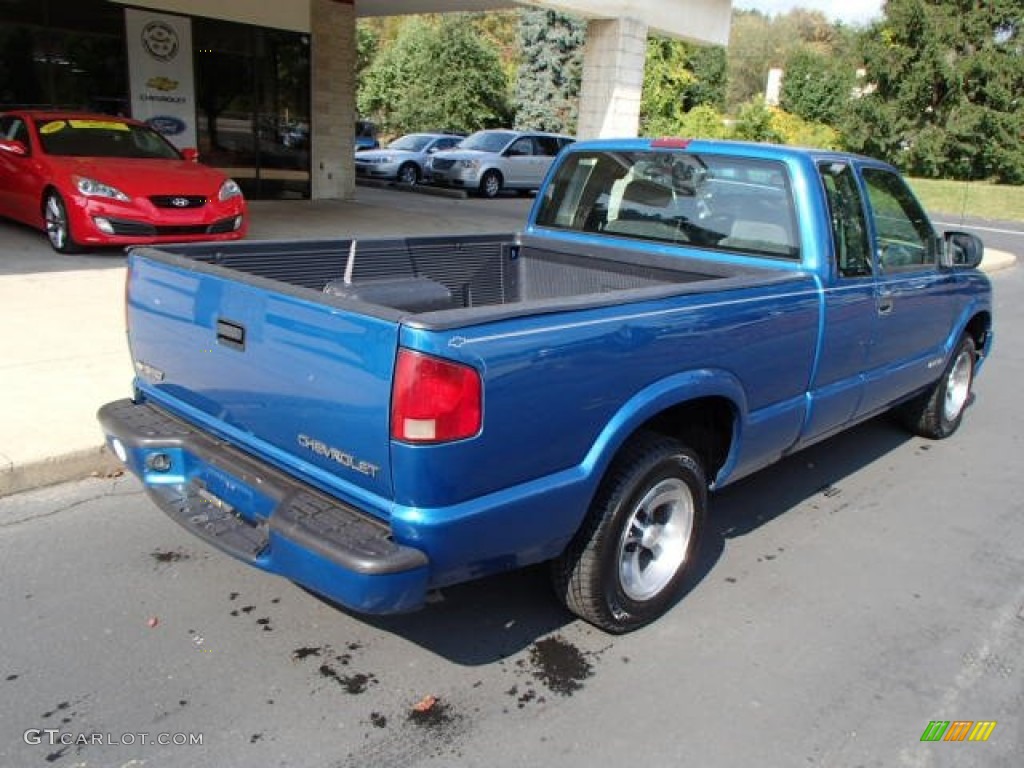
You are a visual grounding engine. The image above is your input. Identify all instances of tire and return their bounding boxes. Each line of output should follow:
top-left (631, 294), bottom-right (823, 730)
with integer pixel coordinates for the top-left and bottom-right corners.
top-left (397, 162), bottom-right (419, 185)
top-left (44, 191), bottom-right (81, 254)
top-left (478, 170), bottom-right (502, 199)
top-left (899, 334), bottom-right (976, 439)
top-left (551, 431), bottom-right (707, 633)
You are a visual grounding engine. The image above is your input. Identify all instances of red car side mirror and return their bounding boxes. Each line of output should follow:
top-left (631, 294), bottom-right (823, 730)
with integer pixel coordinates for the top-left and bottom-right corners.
top-left (0, 139), bottom-right (28, 157)
top-left (181, 147), bottom-right (200, 163)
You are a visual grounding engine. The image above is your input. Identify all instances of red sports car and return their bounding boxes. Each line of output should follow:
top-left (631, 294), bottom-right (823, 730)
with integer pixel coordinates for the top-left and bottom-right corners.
top-left (0, 111), bottom-right (247, 253)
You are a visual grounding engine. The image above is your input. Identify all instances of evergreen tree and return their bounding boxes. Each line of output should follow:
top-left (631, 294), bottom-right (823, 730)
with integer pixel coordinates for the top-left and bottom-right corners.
top-left (779, 47), bottom-right (855, 125)
top-left (513, 9), bottom-right (585, 134)
top-left (847, 0), bottom-right (1024, 183)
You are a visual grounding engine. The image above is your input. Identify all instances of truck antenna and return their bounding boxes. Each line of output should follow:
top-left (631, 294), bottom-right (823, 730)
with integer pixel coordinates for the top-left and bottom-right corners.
top-left (344, 239), bottom-right (357, 285)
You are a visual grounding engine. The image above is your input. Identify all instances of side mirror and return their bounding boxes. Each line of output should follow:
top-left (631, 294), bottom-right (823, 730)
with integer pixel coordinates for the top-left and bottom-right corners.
top-left (181, 147), bottom-right (200, 163)
top-left (0, 139), bottom-right (28, 157)
top-left (941, 231), bottom-right (984, 269)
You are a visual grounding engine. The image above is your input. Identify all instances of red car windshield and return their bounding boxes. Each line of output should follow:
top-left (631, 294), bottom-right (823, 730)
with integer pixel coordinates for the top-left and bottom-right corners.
top-left (35, 118), bottom-right (181, 160)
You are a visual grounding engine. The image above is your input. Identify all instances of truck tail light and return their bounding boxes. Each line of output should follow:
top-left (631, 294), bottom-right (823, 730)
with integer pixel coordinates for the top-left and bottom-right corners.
top-left (391, 349), bottom-right (481, 443)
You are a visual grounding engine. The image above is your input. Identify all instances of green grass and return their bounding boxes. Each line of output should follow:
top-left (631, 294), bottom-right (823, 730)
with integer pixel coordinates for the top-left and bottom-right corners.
top-left (908, 177), bottom-right (1024, 222)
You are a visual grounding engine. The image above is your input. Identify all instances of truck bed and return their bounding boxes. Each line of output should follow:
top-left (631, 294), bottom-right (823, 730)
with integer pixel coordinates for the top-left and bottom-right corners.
top-left (134, 232), bottom-right (789, 330)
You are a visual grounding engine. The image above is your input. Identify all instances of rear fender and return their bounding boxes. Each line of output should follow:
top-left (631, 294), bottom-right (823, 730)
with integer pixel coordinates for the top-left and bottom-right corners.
top-left (580, 368), bottom-right (746, 490)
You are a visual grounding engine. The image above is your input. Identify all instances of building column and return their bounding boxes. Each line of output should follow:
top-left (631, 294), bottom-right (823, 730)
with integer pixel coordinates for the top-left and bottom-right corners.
top-left (576, 17), bottom-right (649, 140)
top-left (310, 0), bottom-right (355, 200)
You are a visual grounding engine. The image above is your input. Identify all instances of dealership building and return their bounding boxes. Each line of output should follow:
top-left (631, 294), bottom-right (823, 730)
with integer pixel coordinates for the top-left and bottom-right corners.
top-left (0, 0), bottom-right (730, 200)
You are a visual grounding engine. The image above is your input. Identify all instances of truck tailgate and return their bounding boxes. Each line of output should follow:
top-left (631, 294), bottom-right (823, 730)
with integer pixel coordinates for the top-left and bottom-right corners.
top-left (125, 250), bottom-right (399, 506)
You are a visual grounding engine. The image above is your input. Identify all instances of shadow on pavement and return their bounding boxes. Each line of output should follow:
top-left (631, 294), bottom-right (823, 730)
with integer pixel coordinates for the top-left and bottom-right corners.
top-left (314, 414), bottom-right (912, 666)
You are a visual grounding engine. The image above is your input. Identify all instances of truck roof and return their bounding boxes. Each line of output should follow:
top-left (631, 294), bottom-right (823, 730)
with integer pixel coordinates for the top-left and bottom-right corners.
top-left (566, 137), bottom-right (893, 170)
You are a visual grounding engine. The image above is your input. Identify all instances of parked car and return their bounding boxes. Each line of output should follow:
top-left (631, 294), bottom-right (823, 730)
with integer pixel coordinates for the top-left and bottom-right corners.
top-left (354, 132), bottom-right (463, 184)
top-left (0, 110), bottom-right (247, 253)
top-left (280, 121), bottom-right (309, 149)
top-left (355, 119), bottom-right (379, 152)
top-left (425, 128), bottom-right (574, 197)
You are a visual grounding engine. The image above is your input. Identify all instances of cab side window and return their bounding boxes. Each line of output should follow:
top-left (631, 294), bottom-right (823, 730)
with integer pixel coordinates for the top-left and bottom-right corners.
top-left (534, 136), bottom-right (562, 157)
top-left (507, 137), bottom-right (534, 157)
top-left (818, 161), bottom-right (871, 277)
top-left (862, 168), bottom-right (937, 271)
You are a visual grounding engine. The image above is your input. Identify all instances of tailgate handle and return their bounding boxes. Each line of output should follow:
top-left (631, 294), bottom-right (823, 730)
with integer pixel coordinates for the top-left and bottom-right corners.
top-left (216, 318), bottom-right (246, 351)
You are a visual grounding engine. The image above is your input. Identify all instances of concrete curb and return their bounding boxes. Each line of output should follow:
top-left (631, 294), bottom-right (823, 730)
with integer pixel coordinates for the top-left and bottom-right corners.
top-left (355, 178), bottom-right (469, 199)
top-left (982, 249), bottom-right (1016, 273)
top-left (0, 445), bottom-right (122, 498)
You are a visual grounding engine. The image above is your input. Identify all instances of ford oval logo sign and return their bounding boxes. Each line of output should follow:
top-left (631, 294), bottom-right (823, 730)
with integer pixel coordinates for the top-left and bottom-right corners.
top-left (147, 115), bottom-right (186, 136)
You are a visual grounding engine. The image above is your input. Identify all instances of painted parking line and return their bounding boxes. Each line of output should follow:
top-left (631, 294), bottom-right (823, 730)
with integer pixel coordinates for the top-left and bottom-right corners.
top-left (937, 219), bottom-right (1024, 237)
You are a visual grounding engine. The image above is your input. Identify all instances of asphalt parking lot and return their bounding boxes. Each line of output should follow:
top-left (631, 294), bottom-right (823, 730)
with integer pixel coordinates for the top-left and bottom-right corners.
top-left (1, 263), bottom-right (1021, 767)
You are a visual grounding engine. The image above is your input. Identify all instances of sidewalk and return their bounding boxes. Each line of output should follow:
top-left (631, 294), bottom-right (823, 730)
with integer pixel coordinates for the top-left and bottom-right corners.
top-left (0, 188), bottom-right (1017, 496)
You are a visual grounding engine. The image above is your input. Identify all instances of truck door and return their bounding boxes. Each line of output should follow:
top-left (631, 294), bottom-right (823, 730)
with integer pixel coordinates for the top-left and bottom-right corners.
top-left (855, 166), bottom-right (956, 416)
top-left (802, 160), bottom-right (876, 441)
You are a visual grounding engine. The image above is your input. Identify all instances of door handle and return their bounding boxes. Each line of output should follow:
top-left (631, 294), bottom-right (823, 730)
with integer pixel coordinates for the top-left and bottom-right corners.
top-left (216, 318), bottom-right (246, 350)
top-left (876, 284), bottom-right (894, 315)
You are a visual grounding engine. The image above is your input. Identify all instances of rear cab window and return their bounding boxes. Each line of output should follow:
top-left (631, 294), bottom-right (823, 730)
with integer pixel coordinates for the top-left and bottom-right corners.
top-left (535, 149), bottom-right (800, 260)
top-left (818, 160), bottom-right (873, 278)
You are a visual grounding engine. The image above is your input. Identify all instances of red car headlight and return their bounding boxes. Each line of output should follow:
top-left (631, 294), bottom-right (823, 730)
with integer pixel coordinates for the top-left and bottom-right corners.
top-left (73, 175), bottom-right (131, 202)
top-left (219, 179), bottom-right (243, 202)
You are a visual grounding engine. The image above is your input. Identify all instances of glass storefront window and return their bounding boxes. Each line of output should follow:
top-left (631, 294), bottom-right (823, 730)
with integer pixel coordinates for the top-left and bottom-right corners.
top-left (1, 0), bottom-right (311, 199)
top-left (0, 0), bottom-right (127, 112)
top-left (194, 18), bottom-right (310, 199)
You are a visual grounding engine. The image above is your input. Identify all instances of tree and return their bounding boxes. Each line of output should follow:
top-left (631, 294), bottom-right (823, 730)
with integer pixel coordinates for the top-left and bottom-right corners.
top-left (726, 98), bottom-right (839, 149)
top-left (726, 11), bottom-right (792, 110)
top-left (678, 104), bottom-right (729, 139)
top-left (726, 8), bottom-right (853, 112)
top-left (779, 47), bottom-right (855, 125)
top-left (687, 44), bottom-right (728, 112)
top-left (847, 0), bottom-right (1024, 183)
top-left (513, 9), bottom-right (585, 133)
top-left (358, 16), bottom-right (512, 136)
top-left (731, 98), bottom-right (784, 143)
top-left (640, 36), bottom-right (726, 137)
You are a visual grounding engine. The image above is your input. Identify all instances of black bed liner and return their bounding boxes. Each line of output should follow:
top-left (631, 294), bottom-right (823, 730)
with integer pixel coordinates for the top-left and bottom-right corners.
top-left (131, 231), bottom-right (799, 331)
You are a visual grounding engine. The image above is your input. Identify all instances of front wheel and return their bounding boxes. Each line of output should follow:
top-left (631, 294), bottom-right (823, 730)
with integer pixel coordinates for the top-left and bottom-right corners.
top-left (44, 191), bottom-right (81, 253)
top-left (551, 431), bottom-right (707, 633)
top-left (478, 170), bottom-right (502, 199)
top-left (899, 334), bottom-right (976, 439)
top-left (397, 162), bottom-right (420, 185)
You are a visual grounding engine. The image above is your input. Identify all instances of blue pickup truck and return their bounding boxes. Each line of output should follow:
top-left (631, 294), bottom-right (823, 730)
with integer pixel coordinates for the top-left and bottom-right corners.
top-left (98, 138), bottom-right (992, 633)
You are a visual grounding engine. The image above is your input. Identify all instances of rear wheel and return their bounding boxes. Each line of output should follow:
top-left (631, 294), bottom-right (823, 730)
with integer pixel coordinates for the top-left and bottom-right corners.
top-left (899, 334), bottom-right (976, 439)
top-left (478, 170), bottom-right (502, 199)
top-left (44, 191), bottom-right (81, 254)
top-left (552, 431), bottom-right (706, 633)
top-left (397, 162), bottom-right (420, 185)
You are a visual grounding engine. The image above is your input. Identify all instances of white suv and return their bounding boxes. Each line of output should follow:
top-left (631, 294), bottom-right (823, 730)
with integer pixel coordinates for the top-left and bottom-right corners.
top-left (425, 129), bottom-right (574, 198)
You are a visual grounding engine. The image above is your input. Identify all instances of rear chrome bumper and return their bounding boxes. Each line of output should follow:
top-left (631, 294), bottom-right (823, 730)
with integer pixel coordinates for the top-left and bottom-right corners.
top-left (97, 398), bottom-right (429, 613)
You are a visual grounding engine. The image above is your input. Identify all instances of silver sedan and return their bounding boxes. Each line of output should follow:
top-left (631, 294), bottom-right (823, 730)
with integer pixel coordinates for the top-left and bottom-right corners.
top-left (353, 132), bottom-right (463, 185)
